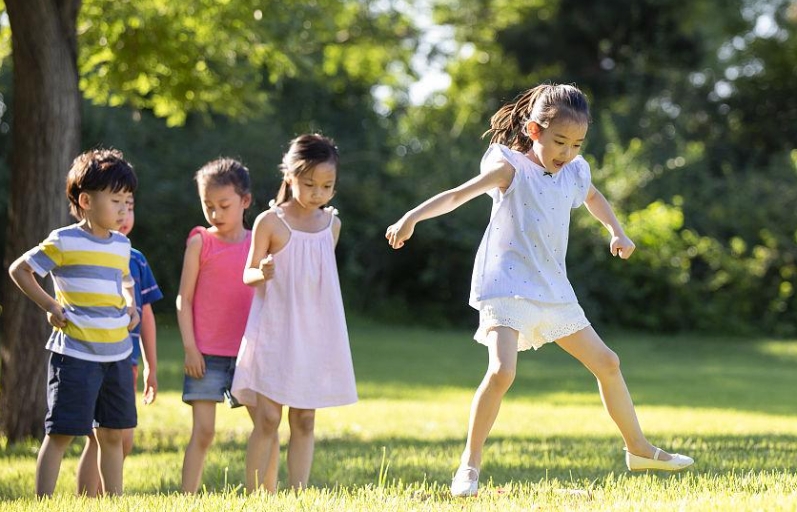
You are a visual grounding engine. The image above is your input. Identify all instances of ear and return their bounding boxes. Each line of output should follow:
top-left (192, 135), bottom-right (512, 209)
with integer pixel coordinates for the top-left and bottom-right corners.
top-left (526, 121), bottom-right (543, 141)
top-left (241, 193), bottom-right (252, 209)
top-left (78, 192), bottom-right (92, 211)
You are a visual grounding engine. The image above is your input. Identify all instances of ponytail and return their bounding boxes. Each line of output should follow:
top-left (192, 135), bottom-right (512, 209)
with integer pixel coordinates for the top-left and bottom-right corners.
top-left (275, 180), bottom-right (292, 206)
top-left (274, 133), bottom-right (339, 207)
top-left (483, 84), bottom-right (590, 153)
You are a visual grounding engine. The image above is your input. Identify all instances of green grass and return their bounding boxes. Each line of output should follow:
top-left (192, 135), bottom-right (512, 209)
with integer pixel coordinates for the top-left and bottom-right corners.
top-left (2, 317), bottom-right (797, 510)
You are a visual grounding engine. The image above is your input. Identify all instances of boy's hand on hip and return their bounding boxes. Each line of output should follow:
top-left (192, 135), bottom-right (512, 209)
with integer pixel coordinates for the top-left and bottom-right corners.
top-left (46, 303), bottom-right (68, 329)
top-left (127, 307), bottom-right (140, 331)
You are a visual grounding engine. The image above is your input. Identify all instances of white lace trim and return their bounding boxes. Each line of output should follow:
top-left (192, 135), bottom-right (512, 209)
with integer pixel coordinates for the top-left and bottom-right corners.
top-left (474, 297), bottom-right (590, 351)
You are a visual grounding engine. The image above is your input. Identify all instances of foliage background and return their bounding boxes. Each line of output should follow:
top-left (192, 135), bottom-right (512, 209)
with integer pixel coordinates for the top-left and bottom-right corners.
top-left (0, 0), bottom-right (795, 336)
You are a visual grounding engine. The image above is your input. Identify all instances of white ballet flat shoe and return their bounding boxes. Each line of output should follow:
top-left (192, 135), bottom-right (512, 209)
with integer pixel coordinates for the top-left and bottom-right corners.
top-left (451, 465), bottom-right (479, 497)
top-left (625, 447), bottom-right (694, 471)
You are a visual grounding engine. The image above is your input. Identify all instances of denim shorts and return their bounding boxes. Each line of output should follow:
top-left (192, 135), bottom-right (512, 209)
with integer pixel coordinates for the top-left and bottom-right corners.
top-left (45, 352), bottom-right (137, 436)
top-left (182, 354), bottom-right (241, 407)
top-left (474, 297), bottom-right (591, 352)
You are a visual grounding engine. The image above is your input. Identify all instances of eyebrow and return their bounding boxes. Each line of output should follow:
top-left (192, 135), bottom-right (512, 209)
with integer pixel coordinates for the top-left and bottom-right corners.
top-left (553, 133), bottom-right (585, 142)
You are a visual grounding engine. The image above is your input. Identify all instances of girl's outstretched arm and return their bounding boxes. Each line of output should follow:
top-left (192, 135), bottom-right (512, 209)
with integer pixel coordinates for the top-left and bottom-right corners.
top-left (385, 160), bottom-right (514, 249)
top-left (584, 185), bottom-right (636, 259)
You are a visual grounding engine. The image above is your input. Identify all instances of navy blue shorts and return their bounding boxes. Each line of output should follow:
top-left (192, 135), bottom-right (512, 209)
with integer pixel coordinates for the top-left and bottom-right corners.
top-left (182, 354), bottom-right (241, 408)
top-left (45, 353), bottom-right (137, 436)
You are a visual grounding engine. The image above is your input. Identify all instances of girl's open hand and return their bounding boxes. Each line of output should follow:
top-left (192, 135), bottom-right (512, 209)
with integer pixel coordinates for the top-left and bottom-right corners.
top-left (259, 254), bottom-right (275, 281)
top-left (385, 216), bottom-right (415, 249)
top-left (184, 346), bottom-right (205, 379)
top-left (610, 234), bottom-right (636, 260)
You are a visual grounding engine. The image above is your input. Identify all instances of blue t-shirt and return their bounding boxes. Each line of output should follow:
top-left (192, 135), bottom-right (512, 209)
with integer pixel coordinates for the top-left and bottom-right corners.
top-left (129, 248), bottom-right (163, 365)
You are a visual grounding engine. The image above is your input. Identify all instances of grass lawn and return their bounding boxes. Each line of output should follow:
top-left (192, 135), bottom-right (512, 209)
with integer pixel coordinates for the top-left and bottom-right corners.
top-left (2, 316), bottom-right (797, 510)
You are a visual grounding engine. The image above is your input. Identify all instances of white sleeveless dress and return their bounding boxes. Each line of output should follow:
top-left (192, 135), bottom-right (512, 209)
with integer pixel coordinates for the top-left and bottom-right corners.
top-left (232, 206), bottom-right (358, 409)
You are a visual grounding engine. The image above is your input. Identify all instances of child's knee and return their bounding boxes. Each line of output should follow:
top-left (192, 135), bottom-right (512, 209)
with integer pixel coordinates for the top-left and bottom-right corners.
top-left (289, 409), bottom-right (315, 435)
top-left (253, 408), bottom-right (282, 434)
top-left (594, 349), bottom-right (621, 377)
top-left (487, 365), bottom-right (516, 390)
top-left (96, 428), bottom-right (124, 446)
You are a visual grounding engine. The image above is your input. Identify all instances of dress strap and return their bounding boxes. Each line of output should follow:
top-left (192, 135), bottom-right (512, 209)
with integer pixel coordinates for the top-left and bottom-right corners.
top-left (324, 206), bottom-right (339, 229)
top-left (268, 200), bottom-right (293, 231)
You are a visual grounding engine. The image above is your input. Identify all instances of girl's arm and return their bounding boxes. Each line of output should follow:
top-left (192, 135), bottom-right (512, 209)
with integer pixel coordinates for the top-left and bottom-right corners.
top-left (8, 257), bottom-right (67, 328)
top-left (386, 160), bottom-right (514, 249)
top-left (584, 184), bottom-right (636, 259)
top-left (243, 212), bottom-right (276, 286)
top-left (139, 303), bottom-right (158, 405)
top-left (176, 235), bottom-right (205, 378)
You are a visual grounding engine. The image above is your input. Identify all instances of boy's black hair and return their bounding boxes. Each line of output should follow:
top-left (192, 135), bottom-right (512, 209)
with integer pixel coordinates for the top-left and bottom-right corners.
top-left (66, 148), bottom-right (138, 220)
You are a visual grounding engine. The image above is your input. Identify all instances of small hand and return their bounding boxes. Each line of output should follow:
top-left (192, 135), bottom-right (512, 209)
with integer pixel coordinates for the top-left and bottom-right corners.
top-left (184, 347), bottom-right (205, 379)
top-left (127, 306), bottom-right (140, 331)
top-left (610, 234), bottom-right (636, 260)
top-left (142, 367), bottom-right (157, 405)
top-left (46, 303), bottom-right (68, 329)
top-left (385, 216), bottom-right (415, 249)
top-left (259, 254), bottom-right (275, 281)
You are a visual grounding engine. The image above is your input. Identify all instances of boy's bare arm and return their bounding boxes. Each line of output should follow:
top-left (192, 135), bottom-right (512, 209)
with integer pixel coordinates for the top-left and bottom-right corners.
top-left (139, 303), bottom-right (158, 404)
top-left (8, 257), bottom-right (67, 328)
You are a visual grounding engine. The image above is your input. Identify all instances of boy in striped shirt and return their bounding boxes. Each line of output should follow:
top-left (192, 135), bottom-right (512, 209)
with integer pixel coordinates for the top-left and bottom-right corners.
top-left (9, 148), bottom-right (140, 497)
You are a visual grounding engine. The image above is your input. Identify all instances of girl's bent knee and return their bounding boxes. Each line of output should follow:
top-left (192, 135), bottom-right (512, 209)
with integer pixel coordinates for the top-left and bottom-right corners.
top-left (486, 366), bottom-right (516, 391)
top-left (594, 350), bottom-right (621, 377)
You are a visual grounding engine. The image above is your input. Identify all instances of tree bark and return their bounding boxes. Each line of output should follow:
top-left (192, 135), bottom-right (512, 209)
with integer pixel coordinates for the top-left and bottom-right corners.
top-left (1, 0), bottom-right (81, 442)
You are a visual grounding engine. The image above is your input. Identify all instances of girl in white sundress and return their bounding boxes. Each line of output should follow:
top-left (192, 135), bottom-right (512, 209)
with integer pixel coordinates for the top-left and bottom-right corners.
top-left (232, 133), bottom-right (357, 493)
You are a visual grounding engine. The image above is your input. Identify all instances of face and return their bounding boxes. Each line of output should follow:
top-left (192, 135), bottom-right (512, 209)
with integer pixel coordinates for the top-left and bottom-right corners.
top-left (118, 196), bottom-right (135, 236)
top-left (198, 181), bottom-right (252, 236)
top-left (527, 118), bottom-right (588, 173)
top-left (79, 188), bottom-right (133, 237)
top-left (288, 161), bottom-right (337, 210)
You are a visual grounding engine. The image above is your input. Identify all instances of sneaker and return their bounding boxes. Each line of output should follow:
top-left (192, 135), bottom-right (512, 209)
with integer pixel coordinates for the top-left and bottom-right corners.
top-left (451, 465), bottom-right (479, 497)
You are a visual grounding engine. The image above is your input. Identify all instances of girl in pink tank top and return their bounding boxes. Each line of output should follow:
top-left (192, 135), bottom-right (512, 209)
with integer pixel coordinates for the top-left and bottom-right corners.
top-left (176, 158), bottom-right (278, 493)
top-left (232, 134), bottom-right (357, 493)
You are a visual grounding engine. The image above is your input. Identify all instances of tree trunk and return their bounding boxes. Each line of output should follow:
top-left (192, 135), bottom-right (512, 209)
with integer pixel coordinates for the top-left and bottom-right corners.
top-left (1, 0), bottom-right (81, 443)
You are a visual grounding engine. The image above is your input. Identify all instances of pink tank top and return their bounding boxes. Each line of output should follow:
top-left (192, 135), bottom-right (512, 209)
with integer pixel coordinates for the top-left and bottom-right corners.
top-left (190, 226), bottom-right (254, 356)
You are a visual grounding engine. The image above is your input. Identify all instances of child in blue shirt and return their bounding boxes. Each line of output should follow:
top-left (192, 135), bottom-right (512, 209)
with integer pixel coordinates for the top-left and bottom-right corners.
top-left (76, 194), bottom-right (163, 496)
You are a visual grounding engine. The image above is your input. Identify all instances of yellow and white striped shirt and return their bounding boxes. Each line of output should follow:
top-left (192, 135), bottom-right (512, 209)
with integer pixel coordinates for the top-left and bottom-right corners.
top-left (25, 224), bottom-right (132, 362)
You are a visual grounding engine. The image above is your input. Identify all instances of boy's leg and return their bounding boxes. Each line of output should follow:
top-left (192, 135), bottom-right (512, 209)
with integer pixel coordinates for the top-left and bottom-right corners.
top-left (41, 353), bottom-right (103, 497)
top-left (245, 401), bottom-right (281, 493)
top-left (555, 326), bottom-right (672, 460)
top-left (95, 427), bottom-right (125, 495)
top-left (93, 357), bottom-right (137, 496)
top-left (76, 432), bottom-right (101, 496)
top-left (287, 408), bottom-right (315, 489)
top-left (461, 326), bottom-right (519, 469)
top-left (36, 434), bottom-right (74, 497)
top-left (182, 401), bottom-right (217, 493)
